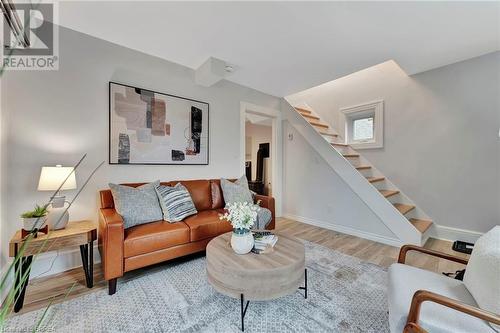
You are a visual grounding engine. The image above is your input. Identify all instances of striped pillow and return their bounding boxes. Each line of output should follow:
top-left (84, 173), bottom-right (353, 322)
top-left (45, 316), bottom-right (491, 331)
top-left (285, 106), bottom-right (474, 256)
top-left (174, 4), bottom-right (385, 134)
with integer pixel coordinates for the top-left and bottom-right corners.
top-left (155, 183), bottom-right (197, 222)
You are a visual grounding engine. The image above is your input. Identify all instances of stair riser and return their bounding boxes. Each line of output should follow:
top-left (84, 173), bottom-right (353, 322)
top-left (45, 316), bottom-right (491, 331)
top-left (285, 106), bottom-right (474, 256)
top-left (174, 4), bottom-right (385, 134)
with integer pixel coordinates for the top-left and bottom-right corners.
top-left (332, 146), bottom-right (351, 154)
top-left (355, 168), bottom-right (373, 177)
top-left (301, 114), bottom-right (320, 120)
top-left (383, 193), bottom-right (400, 200)
top-left (311, 123), bottom-right (329, 129)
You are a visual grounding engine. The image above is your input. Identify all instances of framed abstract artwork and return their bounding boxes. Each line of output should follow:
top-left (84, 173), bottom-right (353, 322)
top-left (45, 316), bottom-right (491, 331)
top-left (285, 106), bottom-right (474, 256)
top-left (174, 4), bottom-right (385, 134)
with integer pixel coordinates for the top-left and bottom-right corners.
top-left (109, 82), bottom-right (209, 165)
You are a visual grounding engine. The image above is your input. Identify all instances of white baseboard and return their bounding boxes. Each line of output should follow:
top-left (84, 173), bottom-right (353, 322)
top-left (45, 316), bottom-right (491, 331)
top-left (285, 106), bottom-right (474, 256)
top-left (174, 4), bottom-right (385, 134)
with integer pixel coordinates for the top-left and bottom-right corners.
top-left (431, 224), bottom-right (483, 243)
top-left (283, 213), bottom-right (403, 247)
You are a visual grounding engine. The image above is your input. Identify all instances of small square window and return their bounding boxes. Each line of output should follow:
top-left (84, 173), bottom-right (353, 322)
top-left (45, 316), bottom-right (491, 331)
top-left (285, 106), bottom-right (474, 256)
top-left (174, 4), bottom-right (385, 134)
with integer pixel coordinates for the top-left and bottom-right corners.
top-left (353, 117), bottom-right (374, 141)
top-left (341, 100), bottom-right (383, 149)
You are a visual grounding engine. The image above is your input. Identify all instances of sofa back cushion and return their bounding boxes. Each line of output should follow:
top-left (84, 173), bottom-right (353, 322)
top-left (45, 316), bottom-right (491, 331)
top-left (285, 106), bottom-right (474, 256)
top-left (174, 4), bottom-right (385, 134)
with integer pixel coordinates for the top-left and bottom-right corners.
top-left (210, 179), bottom-right (225, 209)
top-left (100, 179), bottom-right (213, 211)
top-left (463, 225), bottom-right (500, 331)
top-left (169, 180), bottom-right (211, 211)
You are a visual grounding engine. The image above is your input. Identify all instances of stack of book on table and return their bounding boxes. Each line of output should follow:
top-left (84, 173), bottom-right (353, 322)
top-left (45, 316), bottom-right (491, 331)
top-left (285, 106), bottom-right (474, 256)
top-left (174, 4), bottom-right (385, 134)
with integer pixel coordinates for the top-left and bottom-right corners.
top-left (252, 231), bottom-right (278, 254)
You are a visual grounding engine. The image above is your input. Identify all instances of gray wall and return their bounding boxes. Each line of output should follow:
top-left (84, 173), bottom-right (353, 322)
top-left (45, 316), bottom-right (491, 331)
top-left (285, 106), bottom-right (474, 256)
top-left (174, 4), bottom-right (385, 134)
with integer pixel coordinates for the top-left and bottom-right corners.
top-left (287, 52), bottom-right (500, 234)
top-left (0, 25), bottom-right (280, 274)
top-left (282, 121), bottom-right (398, 241)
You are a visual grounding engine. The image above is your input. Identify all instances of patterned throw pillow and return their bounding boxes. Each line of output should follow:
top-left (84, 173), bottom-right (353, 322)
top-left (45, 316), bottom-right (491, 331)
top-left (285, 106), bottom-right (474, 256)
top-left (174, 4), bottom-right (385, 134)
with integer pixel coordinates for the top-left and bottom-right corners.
top-left (220, 176), bottom-right (253, 205)
top-left (109, 181), bottom-right (163, 229)
top-left (156, 183), bottom-right (198, 222)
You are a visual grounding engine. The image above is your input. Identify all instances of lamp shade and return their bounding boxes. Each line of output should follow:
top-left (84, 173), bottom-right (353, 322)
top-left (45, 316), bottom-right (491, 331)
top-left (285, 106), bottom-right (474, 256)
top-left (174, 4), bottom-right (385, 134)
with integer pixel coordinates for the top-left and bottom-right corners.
top-left (38, 165), bottom-right (77, 191)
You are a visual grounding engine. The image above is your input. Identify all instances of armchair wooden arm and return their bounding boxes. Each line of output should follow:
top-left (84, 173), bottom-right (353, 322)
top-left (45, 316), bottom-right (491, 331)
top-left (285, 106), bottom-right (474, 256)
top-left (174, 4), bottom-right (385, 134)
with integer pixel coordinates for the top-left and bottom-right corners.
top-left (398, 245), bottom-right (468, 265)
top-left (404, 290), bottom-right (500, 333)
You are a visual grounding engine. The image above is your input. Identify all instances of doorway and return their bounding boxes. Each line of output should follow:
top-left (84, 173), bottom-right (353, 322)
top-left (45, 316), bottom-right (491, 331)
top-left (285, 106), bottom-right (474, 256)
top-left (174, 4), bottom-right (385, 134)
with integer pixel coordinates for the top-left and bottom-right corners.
top-left (240, 102), bottom-right (282, 215)
top-left (245, 119), bottom-right (272, 195)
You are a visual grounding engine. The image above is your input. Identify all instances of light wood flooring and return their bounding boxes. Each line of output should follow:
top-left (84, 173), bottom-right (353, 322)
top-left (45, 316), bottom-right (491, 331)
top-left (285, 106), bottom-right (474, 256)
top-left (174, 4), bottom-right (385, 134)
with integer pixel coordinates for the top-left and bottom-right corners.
top-left (7, 217), bottom-right (469, 316)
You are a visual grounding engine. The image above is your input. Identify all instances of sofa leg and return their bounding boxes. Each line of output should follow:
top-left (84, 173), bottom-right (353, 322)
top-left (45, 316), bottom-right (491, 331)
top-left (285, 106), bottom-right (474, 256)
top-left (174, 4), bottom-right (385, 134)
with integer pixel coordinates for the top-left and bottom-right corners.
top-left (108, 278), bottom-right (117, 295)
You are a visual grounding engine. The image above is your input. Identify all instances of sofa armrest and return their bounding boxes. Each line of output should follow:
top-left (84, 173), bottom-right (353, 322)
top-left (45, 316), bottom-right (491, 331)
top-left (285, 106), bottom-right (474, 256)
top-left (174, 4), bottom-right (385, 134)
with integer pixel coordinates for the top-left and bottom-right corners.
top-left (404, 290), bottom-right (500, 333)
top-left (99, 208), bottom-right (124, 281)
top-left (255, 194), bottom-right (275, 230)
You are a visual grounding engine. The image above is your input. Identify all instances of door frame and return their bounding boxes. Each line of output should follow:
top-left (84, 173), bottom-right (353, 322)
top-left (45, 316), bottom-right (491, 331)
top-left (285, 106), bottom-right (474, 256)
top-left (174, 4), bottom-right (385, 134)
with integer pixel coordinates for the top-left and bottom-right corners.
top-left (240, 102), bottom-right (282, 216)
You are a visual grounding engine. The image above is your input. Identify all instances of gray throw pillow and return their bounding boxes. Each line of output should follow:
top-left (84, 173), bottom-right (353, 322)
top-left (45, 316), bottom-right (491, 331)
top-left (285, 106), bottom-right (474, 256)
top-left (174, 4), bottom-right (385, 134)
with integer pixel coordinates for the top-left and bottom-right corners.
top-left (255, 208), bottom-right (272, 229)
top-left (156, 183), bottom-right (197, 222)
top-left (220, 176), bottom-right (253, 205)
top-left (109, 181), bottom-right (163, 229)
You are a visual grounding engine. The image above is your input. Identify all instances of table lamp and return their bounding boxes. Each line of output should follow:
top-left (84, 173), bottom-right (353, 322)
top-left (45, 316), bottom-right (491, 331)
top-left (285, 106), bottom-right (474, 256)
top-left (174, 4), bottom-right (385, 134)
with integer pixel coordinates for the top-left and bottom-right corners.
top-left (37, 165), bottom-right (77, 230)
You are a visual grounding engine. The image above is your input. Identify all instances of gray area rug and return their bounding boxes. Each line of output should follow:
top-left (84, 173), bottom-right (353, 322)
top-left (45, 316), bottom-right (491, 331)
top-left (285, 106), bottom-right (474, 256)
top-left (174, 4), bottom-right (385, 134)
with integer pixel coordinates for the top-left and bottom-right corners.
top-left (5, 242), bottom-right (389, 332)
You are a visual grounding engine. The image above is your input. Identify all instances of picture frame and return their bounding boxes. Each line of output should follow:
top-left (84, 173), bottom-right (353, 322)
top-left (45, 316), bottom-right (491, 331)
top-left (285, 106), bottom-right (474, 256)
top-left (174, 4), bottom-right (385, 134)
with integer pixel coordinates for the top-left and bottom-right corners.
top-left (109, 81), bottom-right (209, 165)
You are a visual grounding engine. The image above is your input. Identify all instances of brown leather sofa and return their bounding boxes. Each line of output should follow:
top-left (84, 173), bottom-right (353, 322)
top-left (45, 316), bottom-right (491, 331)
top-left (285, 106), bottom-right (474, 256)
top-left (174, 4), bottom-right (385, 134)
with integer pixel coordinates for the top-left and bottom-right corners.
top-left (99, 179), bottom-right (275, 295)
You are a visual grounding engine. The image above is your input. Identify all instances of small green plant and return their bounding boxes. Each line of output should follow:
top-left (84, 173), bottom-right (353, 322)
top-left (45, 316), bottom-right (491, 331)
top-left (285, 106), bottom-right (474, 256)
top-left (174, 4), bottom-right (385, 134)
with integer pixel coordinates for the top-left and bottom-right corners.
top-left (20, 204), bottom-right (48, 218)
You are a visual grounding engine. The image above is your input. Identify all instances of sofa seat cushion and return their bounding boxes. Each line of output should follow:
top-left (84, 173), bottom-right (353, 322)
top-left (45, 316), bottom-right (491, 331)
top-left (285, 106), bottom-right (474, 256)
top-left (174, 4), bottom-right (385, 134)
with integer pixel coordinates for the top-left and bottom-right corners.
top-left (124, 221), bottom-right (190, 258)
top-left (388, 263), bottom-right (495, 333)
top-left (183, 210), bottom-right (233, 242)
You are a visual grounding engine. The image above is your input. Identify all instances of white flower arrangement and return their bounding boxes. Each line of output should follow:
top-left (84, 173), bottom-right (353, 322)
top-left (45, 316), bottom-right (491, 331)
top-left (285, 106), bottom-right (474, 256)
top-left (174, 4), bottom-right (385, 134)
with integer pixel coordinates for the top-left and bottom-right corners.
top-left (220, 201), bottom-right (260, 232)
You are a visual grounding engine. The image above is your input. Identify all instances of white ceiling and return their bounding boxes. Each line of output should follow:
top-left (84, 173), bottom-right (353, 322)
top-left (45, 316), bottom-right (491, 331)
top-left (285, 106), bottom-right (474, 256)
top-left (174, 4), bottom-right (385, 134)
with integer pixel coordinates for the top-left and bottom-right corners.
top-left (57, 1), bottom-right (499, 97)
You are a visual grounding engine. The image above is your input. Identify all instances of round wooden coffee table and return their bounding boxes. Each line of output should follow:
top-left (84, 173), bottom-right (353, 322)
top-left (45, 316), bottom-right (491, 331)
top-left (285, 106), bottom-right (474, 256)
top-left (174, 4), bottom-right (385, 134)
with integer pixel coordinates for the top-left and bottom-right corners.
top-left (206, 232), bottom-right (307, 331)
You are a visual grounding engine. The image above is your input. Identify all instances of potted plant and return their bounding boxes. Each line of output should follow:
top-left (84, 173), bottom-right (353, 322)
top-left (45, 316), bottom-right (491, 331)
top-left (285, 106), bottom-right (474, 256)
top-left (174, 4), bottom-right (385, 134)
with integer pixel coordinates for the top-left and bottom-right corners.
top-left (20, 205), bottom-right (48, 231)
top-left (220, 202), bottom-right (260, 254)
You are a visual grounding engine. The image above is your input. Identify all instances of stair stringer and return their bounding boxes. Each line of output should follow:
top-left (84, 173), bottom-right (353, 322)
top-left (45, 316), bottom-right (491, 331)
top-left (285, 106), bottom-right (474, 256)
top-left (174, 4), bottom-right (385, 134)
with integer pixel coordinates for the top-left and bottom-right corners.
top-left (281, 100), bottom-right (422, 245)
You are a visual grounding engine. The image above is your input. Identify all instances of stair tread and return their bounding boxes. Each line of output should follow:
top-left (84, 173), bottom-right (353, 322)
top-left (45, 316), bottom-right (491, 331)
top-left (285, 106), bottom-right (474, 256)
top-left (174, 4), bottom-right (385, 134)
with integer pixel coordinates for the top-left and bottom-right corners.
top-left (295, 107), bottom-right (312, 114)
top-left (394, 203), bottom-right (415, 215)
top-left (356, 165), bottom-right (371, 170)
top-left (320, 132), bottom-right (338, 137)
top-left (309, 121), bottom-right (329, 128)
top-left (301, 113), bottom-right (320, 120)
top-left (409, 218), bottom-right (433, 234)
top-left (379, 189), bottom-right (400, 198)
top-left (366, 176), bottom-right (385, 183)
top-left (331, 142), bottom-right (349, 147)
top-left (343, 153), bottom-right (359, 158)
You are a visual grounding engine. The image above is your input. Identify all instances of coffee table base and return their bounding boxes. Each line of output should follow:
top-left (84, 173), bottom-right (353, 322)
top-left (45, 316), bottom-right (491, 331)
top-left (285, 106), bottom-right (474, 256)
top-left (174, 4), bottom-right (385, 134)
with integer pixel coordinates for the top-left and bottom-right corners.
top-left (239, 268), bottom-right (308, 332)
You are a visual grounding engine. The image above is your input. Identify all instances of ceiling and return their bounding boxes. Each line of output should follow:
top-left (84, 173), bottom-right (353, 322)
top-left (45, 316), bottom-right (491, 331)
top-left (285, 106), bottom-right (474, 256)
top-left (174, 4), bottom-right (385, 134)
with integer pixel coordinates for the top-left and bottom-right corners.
top-left (56, 1), bottom-right (499, 97)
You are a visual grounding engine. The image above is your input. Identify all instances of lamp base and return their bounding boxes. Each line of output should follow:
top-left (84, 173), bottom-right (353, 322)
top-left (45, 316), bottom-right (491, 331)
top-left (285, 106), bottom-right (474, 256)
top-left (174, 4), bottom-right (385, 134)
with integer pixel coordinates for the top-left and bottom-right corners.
top-left (47, 196), bottom-right (69, 230)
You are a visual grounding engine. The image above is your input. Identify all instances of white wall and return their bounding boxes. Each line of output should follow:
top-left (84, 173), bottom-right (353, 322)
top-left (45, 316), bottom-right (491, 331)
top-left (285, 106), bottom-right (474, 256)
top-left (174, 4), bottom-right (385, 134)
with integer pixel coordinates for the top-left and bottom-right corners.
top-left (287, 52), bottom-right (500, 235)
top-left (282, 121), bottom-right (399, 244)
top-left (245, 121), bottom-right (272, 192)
top-left (0, 25), bottom-right (280, 277)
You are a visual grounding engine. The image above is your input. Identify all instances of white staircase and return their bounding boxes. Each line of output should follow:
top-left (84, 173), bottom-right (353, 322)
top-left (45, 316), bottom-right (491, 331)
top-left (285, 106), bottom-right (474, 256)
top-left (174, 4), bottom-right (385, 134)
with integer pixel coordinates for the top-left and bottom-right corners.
top-left (282, 102), bottom-right (433, 246)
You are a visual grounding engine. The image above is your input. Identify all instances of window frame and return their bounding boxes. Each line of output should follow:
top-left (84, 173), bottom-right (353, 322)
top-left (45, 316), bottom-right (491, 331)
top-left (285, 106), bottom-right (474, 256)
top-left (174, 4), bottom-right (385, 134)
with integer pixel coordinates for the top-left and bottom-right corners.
top-left (341, 100), bottom-right (384, 149)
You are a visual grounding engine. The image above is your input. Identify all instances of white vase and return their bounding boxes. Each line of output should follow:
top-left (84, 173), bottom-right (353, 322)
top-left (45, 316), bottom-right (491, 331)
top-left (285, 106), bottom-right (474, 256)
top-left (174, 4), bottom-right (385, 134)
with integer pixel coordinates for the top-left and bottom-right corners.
top-left (231, 229), bottom-right (254, 255)
top-left (22, 216), bottom-right (47, 231)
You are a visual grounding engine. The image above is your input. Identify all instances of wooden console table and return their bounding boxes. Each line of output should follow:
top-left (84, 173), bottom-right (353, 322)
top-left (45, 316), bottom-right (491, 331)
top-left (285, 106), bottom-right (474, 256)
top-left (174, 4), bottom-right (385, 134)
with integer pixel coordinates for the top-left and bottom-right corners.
top-left (9, 220), bottom-right (97, 313)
